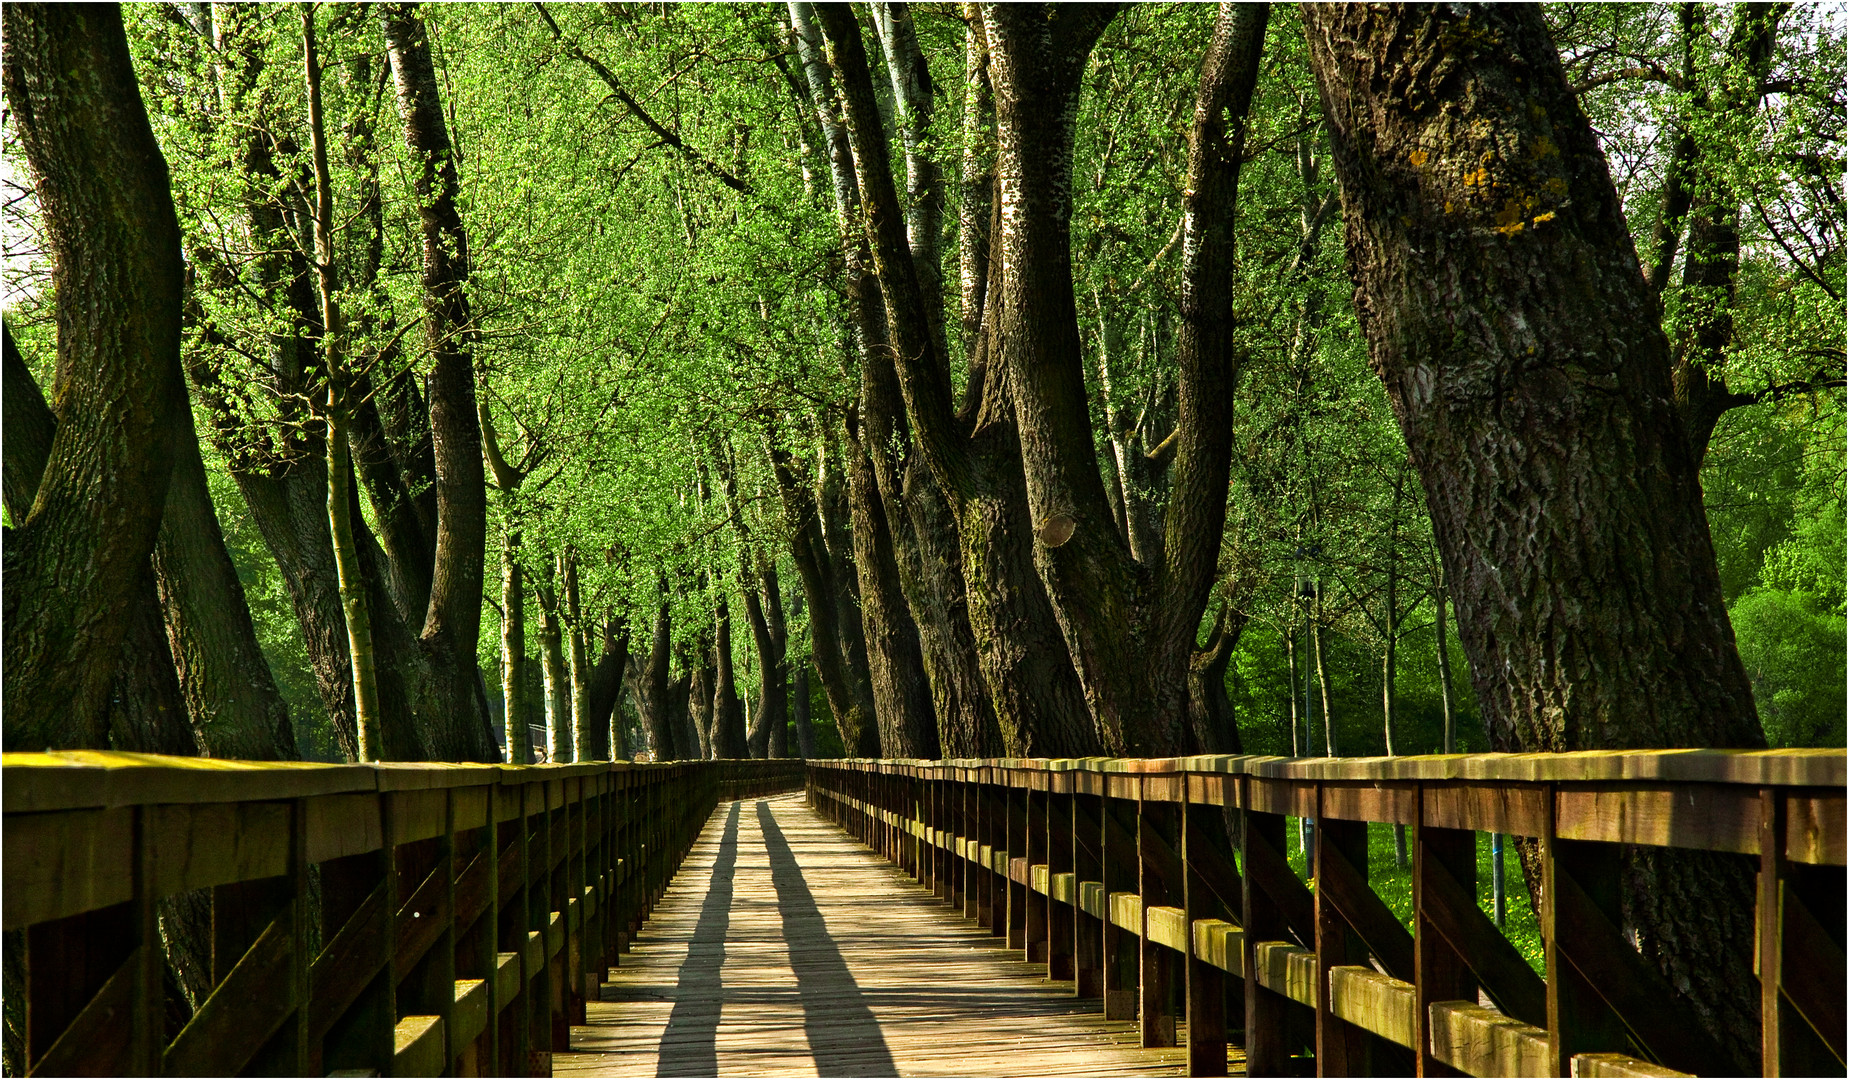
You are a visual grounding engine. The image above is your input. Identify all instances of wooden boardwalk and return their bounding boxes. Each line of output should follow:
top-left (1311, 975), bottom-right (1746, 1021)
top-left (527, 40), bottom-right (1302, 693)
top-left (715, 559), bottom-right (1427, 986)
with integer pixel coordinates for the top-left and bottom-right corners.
top-left (555, 794), bottom-right (1200, 1077)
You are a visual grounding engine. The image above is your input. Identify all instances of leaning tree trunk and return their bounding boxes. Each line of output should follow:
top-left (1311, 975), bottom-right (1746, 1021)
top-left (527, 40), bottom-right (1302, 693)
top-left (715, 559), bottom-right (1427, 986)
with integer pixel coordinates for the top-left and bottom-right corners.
top-left (1, 3), bottom-right (187, 750)
top-left (1303, 5), bottom-right (1766, 1069)
top-left (383, 2), bottom-right (496, 762)
top-left (5, 325), bottom-right (193, 758)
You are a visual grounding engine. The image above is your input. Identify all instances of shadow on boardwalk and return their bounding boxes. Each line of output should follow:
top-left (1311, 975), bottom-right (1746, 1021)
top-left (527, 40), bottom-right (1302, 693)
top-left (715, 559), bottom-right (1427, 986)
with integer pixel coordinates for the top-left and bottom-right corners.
top-left (557, 795), bottom-right (1191, 1077)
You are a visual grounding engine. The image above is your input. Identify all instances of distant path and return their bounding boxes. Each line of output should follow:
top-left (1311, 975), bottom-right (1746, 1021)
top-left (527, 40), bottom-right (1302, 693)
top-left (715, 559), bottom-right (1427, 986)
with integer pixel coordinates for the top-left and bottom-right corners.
top-left (555, 793), bottom-right (1196, 1077)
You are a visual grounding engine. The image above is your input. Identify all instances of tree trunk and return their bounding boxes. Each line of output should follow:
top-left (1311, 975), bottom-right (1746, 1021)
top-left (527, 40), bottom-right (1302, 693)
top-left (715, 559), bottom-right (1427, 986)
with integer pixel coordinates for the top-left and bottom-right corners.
top-left (1304, 6), bottom-right (1766, 1066)
top-left (585, 618), bottom-right (629, 762)
top-left (1311, 590), bottom-right (1335, 756)
top-left (817, 4), bottom-right (1098, 757)
top-left (1186, 598), bottom-right (1245, 754)
top-left (563, 549), bottom-right (593, 762)
top-left (742, 561), bottom-right (788, 759)
top-left (535, 574), bottom-right (570, 762)
top-left (1433, 546), bottom-right (1457, 754)
top-left (668, 666), bottom-right (699, 763)
top-left (689, 643), bottom-right (715, 760)
top-left (499, 530), bottom-right (531, 763)
top-left (981, 1), bottom-right (1267, 755)
top-left (383, 2), bottom-right (496, 763)
top-left (790, 0), bottom-right (995, 758)
top-left (792, 662), bottom-right (816, 758)
top-left (769, 442), bottom-right (879, 755)
top-left (633, 596), bottom-right (676, 759)
top-left (1, 3), bottom-right (187, 750)
top-left (711, 599), bottom-right (746, 758)
top-left (844, 418), bottom-right (940, 758)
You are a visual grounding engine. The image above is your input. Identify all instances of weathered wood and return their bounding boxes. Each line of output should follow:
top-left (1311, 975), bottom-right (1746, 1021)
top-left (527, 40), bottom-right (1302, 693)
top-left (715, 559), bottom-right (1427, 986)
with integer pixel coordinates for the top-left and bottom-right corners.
top-left (1429, 1000), bottom-right (1550, 1077)
top-left (1554, 783), bottom-right (1759, 855)
top-left (26, 948), bottom-right (135, 1077)
top-left (5, 807), bottom-right (133, 929)
top-left (1316, 831), bottom-right (1416, 981)
top-left (1419, 834), bottom-right (1547, 1027)
top-left (162, 911), bottom-right (297, 1076)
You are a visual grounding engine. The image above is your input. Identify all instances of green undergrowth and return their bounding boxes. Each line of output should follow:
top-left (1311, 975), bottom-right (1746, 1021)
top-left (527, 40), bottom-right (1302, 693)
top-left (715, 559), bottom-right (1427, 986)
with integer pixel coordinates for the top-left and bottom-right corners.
top-left (1273, 818), bottom-right (1545, 976)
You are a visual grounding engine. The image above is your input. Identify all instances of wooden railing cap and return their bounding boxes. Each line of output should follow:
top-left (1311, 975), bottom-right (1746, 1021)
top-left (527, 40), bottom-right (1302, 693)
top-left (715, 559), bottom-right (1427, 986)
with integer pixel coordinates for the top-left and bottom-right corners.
top-left (811, 749), bottom-right (1845, 787)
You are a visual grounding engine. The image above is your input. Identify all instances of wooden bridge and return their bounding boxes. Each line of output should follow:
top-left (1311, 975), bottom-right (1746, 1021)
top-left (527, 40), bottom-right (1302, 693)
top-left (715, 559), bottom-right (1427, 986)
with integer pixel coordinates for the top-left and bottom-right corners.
top-left (2, 750), bottom-right (1842, 1077)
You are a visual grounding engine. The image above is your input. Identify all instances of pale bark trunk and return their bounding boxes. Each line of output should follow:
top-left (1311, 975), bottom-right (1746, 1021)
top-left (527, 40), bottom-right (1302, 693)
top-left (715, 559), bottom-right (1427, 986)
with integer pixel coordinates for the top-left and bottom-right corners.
top-left (564, 549), bottom-right (592, 762)
top-left (535, 573), bottom-right (569, 762)
top-left (500, 531), bottom-right (531, 763)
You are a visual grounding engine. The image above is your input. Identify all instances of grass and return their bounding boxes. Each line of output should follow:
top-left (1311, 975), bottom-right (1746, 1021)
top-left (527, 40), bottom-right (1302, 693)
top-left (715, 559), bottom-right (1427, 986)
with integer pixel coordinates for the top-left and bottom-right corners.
top-left (1276, 818), bottom-right (1545, 975)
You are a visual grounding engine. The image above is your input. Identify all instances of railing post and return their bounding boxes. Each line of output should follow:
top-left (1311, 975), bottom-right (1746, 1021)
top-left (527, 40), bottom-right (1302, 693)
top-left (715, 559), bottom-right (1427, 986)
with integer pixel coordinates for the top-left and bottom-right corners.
top-left (1313, 785), bottom-right (1369, 1075)
top-left (1103, 774), bottom-right (1138, 1021)
top-left (1048, 773), bottom-right (1077, 982)
top-left (1543, 786), bottom-right (1626, 1078)
top-left (1008, 775), bottom-right (1028, 951)
top-left (1185, 779), bottom-right (1232, 1076)
top-left (1413, 785), bottom-right (1476, 1077)
top-left (1075, 777), bottom-right (1106, 1000)
top-left (1139, 775), bottom-right (1179, 1048)
top-left (1026, 775), bottom-right (1050, 967)
top-left (1242, 777), bottom-right (1293, 1076)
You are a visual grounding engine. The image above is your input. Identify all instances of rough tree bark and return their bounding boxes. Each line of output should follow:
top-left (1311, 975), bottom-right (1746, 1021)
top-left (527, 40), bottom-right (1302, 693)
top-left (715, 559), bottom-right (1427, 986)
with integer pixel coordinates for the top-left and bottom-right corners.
top-left (535, 568), bottom-right (570, 762)
top-left (584, 618), bottom-right (629, 761)
top-left (980, 1), bottom-right (1269, 754)
top-left (4, 325), bottom-right (193, 758)
top-left (1, 3), bottom-right (188, 750)
top-left (742, 559), bottom-right (789, 759)
top-left (632, 593), bottom-right (678, 759)
top-left (711, 598), bottom-right (747, 758)
top-left (382, 2), bottom-right (497, 762)
top-left (817, 2), bottom-right (1096, 756)
top-left (1303, 5), bottom-right (1766, 1067)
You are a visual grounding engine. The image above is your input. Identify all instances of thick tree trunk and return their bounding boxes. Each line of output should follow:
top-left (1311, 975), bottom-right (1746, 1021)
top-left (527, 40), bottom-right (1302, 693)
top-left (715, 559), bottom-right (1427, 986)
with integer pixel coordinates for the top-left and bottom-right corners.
top-left (769, 443), bottom-right (879, 756)
top-left (711, 600), bottom-right (747, 758)
top-left (154, 408), bottom-right (294, 759)
top-left (844, 420), bottom-right (940, 758)
top-left (1304, 6), bottom-right (1766, 1066)
top-left (668, 666), bottom-right (699, 763)
top-left (633, 597), bottom-right (677, 759)
top-left (742, 561), bottom-right (788, 759)
top-left (791, 0), bottom-right (995, 758)
top-left (1, 3), bottom-right (187, 750)
top-left (584, 619), bottom-right (629, 762)
top-left (383, 3), bottom-right (496, 763)
top-left (817, 4), bottom-right (1096, 757)
top-left (6, 326), bottom-right (197, 758)
top-left (689, 645), bottom-right (715, 760)
top-left (982, 2), bottom-right (1266, 755)
top-left (792, 662), bottom-right (816, 758)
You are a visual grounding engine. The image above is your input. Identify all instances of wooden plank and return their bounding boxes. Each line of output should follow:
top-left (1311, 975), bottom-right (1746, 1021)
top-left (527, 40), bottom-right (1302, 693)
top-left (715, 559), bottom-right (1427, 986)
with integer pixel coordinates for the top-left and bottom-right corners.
top-left (1145, 904), bottom-right (1188, 954)
top-left (451, 979), bottom-right (488, 1059)
top-left (1429, 1000), bottom-right (1551, 1077)
top-left (162, 911), bottom-right (297, 1076)
top-left (306, 794), bottom-right (385, 864)
top-left (1252, 940), bottom-right (1317, 1007)
top-left (1571, 1052), bottom-right (1695, 1077)
top-left (1554, 783), bottom-right (1760, 854)
top-left (1320, 781), bottom-right (1417, 826)
top-left (307, 881), bottom-right (390, 1043)
top-left (1247, 776), bottom-right (1312, 819)
top-left (1424, 781), bottom-right (1552, 838)
top-left (1109, 891), bottom-right (1142, 935)
top-left (388, 790), bottom-right (449, 846)
top-left (1191, 918), bottom-right (1242, 976)
top-left (1241, 823), bottom-right (1315, 946)
top-left (556, 794), bottom-right (1193, 1078)
top-left (26, 948), bottom-right (134, 1077)
top-left (3, 808), bottom-right (132, 929)
top-left (146, 801), bottom-right (291, 898)
top-left (1, 752), bottom-right (375, 813)
top-left (392, 1015), bottom-right (446, 1077)
top-left (394, 864), bottom-right (450, 975)
top-left (1328, 966), bottom-right (1416, 1048)
top-left (1786, 792), bottom-right (1847, 866)
top-left (1315, 835), bottom-right (1415, 981)
top-left (1779, 883), bottom-right (1847, 1062)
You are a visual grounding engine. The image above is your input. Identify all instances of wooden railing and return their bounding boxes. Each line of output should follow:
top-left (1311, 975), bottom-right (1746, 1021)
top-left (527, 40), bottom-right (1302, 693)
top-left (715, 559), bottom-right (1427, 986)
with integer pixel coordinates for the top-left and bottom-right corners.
top-left (2, 752), bottom-right (803, 1077)
top-left (807, 752), bottom-right (1846, 1078)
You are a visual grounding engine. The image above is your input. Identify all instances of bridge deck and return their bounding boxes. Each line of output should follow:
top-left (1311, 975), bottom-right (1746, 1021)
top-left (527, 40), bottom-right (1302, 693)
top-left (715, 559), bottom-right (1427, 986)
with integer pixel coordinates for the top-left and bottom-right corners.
top-left (556, 794), bottom-right (1201, 1077)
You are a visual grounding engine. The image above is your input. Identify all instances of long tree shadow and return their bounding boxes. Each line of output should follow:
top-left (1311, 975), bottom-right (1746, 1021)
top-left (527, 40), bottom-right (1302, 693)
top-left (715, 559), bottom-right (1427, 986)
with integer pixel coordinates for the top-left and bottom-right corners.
top-left (655, 802), bottom-right (740, 1077)
top-left (757, 800), bottom-right (898, 1077)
